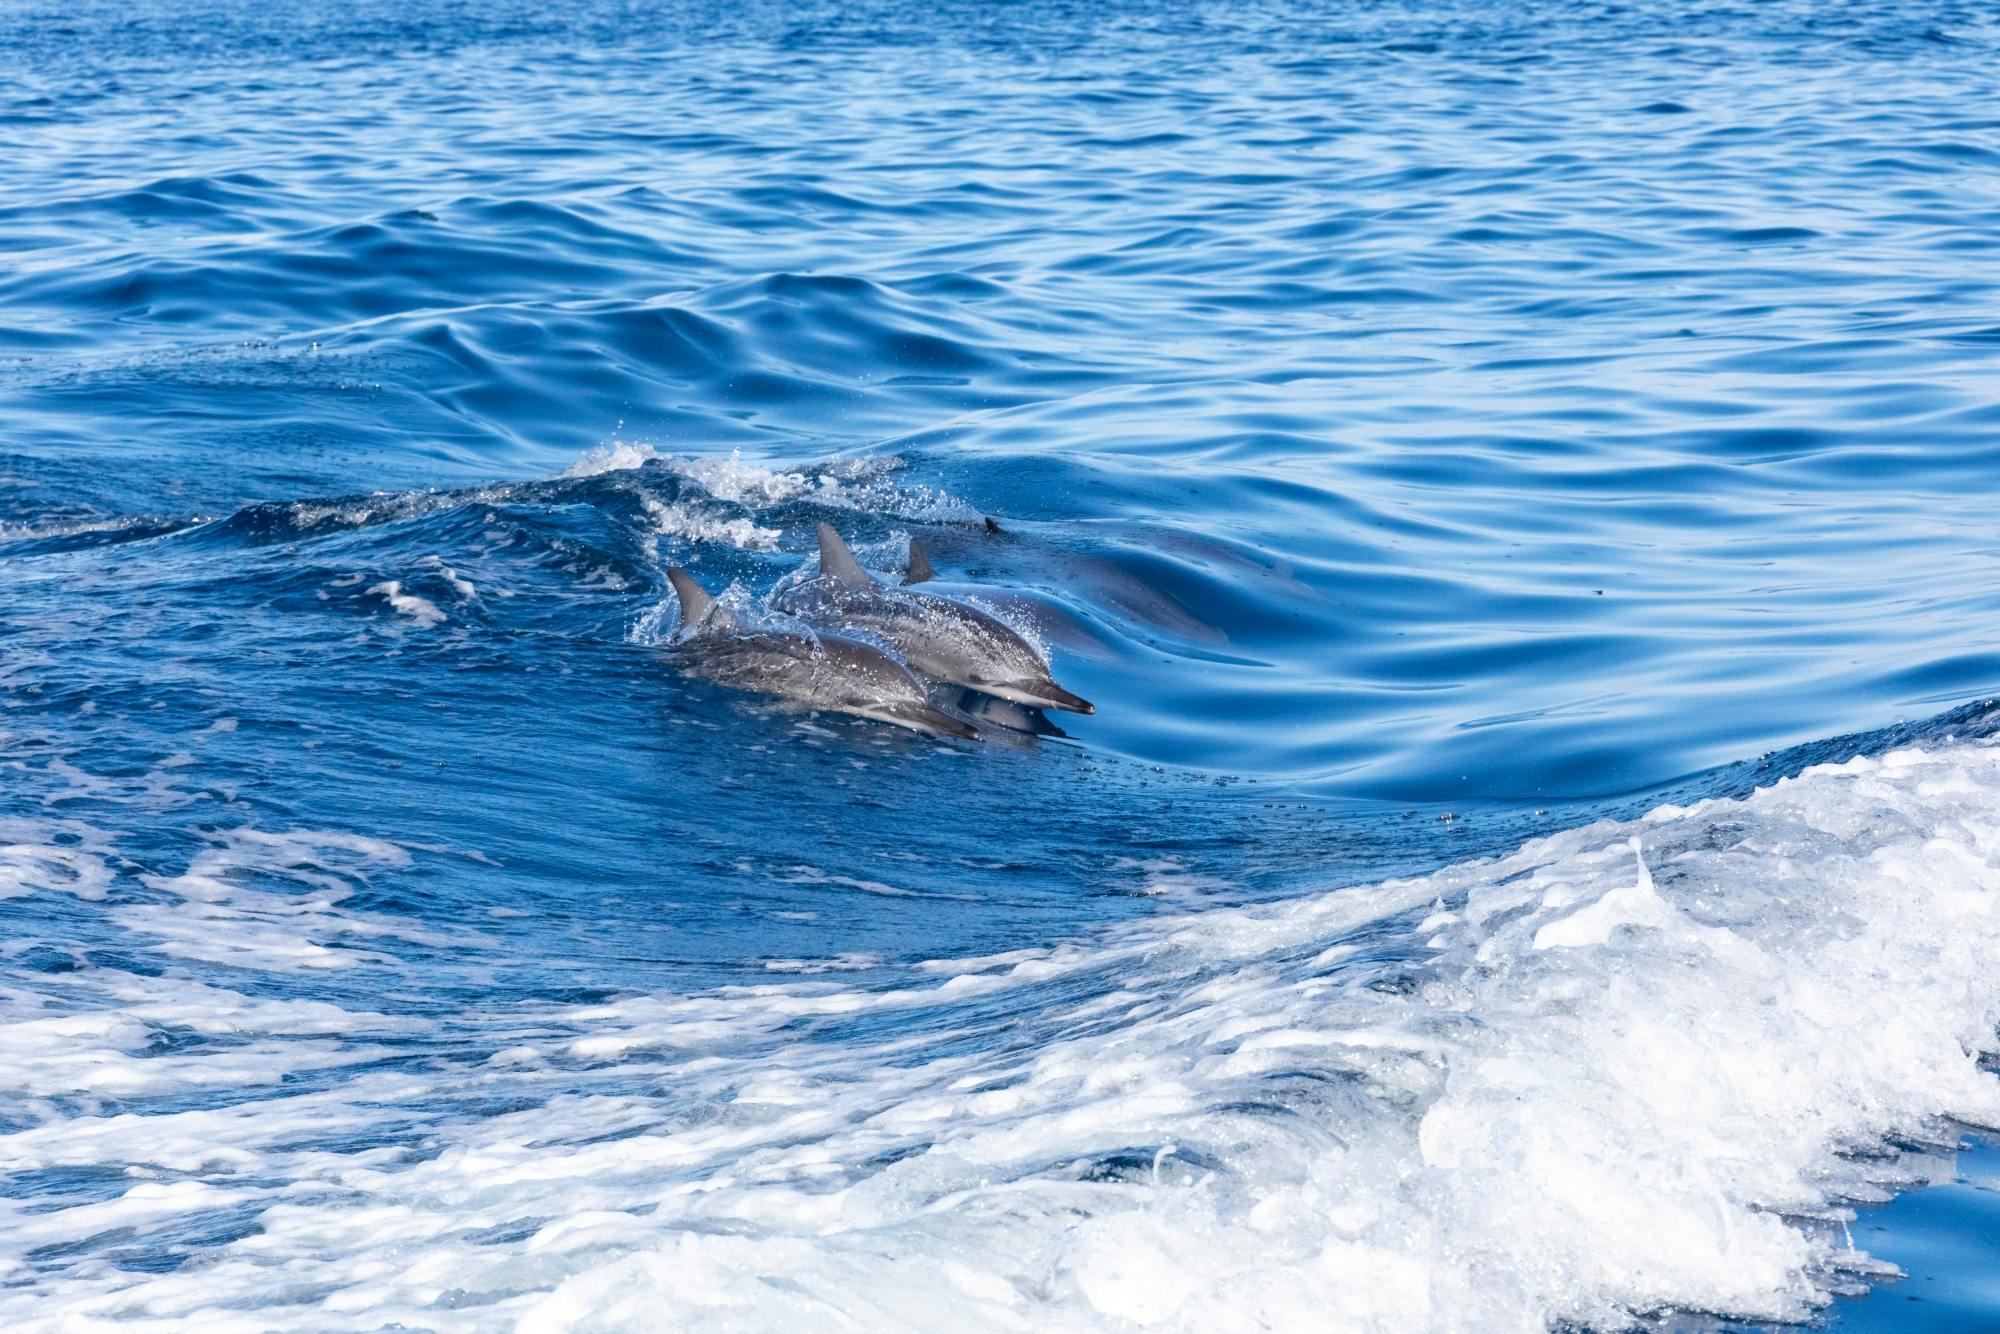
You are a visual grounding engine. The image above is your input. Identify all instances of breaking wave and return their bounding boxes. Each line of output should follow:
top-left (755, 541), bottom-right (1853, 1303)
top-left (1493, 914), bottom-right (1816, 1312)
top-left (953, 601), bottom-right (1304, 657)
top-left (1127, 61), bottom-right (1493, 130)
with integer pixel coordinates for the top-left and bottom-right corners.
top-left (2, 713), bottom-right (1996, 1330)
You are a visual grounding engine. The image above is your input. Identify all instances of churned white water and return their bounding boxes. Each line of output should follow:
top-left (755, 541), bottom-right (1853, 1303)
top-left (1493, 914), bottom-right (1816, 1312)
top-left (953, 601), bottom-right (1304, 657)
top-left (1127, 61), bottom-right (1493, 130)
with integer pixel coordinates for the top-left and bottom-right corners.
top-left (2, 740), bottom-right (1998, 1331)
top-left (568, 444), bottom-right (976, 525)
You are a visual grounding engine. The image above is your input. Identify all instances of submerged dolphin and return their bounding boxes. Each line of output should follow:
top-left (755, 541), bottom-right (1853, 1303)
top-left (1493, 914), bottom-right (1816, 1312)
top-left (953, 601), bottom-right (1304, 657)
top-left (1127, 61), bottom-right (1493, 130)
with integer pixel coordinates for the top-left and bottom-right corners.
top-left (772, 525), bottom-right (1094, 715)
top-left (664, 567), bottom-right (979, 740)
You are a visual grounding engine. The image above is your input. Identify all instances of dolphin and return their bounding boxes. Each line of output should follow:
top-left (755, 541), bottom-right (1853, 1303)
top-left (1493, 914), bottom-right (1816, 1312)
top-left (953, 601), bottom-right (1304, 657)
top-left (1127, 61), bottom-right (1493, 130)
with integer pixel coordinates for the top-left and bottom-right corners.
top-left (664, 567), bottom-right (979, 740)
top-left (772, 525), bottom-right (1094, 715)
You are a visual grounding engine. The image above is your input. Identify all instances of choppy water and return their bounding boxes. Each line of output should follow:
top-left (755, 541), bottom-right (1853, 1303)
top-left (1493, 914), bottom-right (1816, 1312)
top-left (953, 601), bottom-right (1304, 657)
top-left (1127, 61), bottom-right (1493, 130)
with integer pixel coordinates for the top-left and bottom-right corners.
top-left (4, 1), bottom-right (2000, 1329)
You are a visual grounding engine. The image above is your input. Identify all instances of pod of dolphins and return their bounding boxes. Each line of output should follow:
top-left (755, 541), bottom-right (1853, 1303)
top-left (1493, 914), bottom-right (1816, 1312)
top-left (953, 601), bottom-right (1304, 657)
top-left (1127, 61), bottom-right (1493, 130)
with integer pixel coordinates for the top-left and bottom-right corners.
top-left (665, 523), bottom-right (1092, 742)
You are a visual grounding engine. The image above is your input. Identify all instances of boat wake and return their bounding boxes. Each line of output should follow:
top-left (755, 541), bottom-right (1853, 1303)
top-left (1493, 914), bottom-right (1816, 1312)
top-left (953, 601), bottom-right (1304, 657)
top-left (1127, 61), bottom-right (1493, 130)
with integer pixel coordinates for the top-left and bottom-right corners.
top-left (2, 708), bottom-right (1996, 1330)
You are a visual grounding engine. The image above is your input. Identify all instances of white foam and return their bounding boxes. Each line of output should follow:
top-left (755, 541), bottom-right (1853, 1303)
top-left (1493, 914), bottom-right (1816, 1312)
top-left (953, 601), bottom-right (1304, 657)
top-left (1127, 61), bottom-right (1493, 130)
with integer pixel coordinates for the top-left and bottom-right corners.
top-left (0, 819), bottom-right (111, 901)
top-left (117, 827), bottom-right (469, 975)
top-left (365, 579), bottom-right (446, 628)
top-left (564, 439), bottom-right (661, 477)
top-left (2, 741), bottom-right (1998, 1330)
top-left (418, 555), bottom-right (479, 601)
top-left (569, 443), bottom-right (977, 523)
top-left (637, 494), bottom-right (782, 551)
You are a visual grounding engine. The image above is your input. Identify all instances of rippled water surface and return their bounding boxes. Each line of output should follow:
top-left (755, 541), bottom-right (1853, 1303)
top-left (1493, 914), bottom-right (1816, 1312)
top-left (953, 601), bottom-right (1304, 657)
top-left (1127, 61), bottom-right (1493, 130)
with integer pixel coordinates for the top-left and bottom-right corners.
top-left (4, 2), bottom-right (2000, 1329)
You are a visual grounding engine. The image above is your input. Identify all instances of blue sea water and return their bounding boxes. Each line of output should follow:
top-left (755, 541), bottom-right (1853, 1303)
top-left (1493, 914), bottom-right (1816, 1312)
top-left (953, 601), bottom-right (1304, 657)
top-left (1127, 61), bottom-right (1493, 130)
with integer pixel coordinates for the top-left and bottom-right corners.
top-left (3, 0), bottom-right (2000, 1327)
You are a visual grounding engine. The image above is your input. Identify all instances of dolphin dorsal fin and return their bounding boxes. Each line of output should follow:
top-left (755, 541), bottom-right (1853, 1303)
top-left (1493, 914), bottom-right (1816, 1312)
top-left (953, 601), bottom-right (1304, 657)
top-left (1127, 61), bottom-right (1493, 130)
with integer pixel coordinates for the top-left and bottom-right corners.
top-left (906, 538), bottom-right (936, 584)
top-left (667, 567), bottom-right (728, 630)
top-left (816, 523), bottom-right (875, 588)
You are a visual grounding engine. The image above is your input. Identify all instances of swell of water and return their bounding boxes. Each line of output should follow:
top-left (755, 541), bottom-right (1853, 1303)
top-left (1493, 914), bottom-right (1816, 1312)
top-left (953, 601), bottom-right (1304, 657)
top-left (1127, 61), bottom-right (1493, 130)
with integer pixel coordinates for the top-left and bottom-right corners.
top-left (4, 0), bottom-right (2000, 1328)
top-left (9, 0), bottom-right (2000, 799)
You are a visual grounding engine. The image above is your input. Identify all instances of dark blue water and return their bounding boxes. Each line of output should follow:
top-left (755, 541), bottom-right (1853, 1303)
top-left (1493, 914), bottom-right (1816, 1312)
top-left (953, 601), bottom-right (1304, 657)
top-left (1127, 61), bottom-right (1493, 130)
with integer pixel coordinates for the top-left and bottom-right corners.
top-left (4, 2), bottom-right (2000, 1328)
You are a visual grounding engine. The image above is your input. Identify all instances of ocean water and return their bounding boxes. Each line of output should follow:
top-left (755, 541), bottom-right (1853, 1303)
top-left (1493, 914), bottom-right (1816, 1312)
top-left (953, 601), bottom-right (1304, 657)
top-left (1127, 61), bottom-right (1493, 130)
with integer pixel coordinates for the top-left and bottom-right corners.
top-left (4, 0), bottom-right (2000, 1328)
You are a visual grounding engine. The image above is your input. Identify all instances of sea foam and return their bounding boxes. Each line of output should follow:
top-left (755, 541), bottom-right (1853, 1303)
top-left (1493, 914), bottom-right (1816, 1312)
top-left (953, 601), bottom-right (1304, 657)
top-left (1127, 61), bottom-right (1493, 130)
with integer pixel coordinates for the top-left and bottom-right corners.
top-left (0, 741), bottom-right (1996, 1330)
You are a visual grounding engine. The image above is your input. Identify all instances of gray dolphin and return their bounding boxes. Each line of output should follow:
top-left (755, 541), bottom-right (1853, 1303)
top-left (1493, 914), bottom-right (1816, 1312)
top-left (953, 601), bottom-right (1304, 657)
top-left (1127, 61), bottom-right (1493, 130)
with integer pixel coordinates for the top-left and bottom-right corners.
top-left (772, 525), bottom-right (1094, 715)
top-left (665, 567), bottom-right (979, 740)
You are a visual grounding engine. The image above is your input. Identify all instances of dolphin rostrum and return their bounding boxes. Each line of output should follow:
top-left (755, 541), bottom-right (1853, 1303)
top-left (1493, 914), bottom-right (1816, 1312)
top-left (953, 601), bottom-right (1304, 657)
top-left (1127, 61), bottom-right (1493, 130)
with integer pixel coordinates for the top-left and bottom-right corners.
top-left (665, 567), bottom-right (979, 740)
top-left (772, 525), bottom-right (1094, 715)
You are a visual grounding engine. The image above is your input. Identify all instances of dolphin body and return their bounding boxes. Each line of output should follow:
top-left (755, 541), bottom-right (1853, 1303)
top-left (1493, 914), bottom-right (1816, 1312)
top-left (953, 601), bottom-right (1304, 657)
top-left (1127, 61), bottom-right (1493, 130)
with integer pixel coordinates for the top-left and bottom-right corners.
top-left (664, 567), bottom-right (979, 740)
top-left (772, 525), bottom-right (1094, 715)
